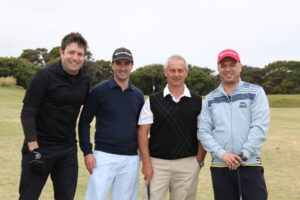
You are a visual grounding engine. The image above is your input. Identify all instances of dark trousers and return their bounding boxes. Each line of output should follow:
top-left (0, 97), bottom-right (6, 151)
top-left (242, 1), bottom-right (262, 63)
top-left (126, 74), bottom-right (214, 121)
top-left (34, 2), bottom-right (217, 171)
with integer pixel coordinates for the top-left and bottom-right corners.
top-left (211, 166), bottom-right (267, 200)
top-left (19, 144), bottom-right (78, 200)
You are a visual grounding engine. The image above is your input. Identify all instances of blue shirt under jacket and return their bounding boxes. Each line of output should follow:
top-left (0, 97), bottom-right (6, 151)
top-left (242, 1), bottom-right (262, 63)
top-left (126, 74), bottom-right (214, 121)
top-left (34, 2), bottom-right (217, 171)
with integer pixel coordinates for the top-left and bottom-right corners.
top-left (78, 76), bottom-right (144, 156)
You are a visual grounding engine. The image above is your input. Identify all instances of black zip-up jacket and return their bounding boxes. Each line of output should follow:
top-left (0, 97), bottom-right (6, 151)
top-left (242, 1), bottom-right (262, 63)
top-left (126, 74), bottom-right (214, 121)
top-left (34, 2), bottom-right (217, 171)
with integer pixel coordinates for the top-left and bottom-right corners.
top-left (21, 62), bottom-right (90, 148)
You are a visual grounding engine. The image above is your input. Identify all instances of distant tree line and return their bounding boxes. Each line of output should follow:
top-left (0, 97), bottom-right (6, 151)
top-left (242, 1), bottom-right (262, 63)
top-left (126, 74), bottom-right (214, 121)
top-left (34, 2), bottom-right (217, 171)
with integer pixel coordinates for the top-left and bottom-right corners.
top-left (0, 47), bottom-right (299, 95)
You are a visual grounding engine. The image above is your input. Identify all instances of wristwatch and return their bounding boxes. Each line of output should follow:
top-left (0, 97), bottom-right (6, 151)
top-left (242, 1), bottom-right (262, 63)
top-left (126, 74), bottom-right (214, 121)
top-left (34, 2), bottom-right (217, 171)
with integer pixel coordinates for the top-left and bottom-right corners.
top-left (239, 152), bottom-right (248, 162)
top-left (197, 160), bottom-right (205, 168)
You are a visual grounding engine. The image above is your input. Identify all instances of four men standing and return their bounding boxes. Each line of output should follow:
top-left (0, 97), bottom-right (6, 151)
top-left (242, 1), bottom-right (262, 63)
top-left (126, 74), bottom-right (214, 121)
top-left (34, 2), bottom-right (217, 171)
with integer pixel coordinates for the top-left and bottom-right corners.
top-left (19, 35), bottom-right (270, 200)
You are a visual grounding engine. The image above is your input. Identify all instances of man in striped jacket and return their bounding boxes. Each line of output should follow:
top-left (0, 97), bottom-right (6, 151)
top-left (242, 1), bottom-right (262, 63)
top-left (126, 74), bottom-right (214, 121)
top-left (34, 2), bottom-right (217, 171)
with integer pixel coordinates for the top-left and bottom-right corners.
top-left (198, 49), bottom-right (270, 200)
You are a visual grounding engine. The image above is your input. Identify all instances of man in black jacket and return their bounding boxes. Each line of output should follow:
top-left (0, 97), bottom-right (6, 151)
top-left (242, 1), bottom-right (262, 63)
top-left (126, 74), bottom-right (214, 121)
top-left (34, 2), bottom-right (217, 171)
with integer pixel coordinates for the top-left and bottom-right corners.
top-left (19, 32), bottom-right (90, 200)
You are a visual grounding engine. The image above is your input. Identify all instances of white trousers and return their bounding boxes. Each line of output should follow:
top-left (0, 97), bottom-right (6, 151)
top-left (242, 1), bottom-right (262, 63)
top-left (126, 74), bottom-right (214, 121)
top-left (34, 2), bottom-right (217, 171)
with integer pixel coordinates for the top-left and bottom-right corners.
top-left (85, 150), bottom-right (139, 200)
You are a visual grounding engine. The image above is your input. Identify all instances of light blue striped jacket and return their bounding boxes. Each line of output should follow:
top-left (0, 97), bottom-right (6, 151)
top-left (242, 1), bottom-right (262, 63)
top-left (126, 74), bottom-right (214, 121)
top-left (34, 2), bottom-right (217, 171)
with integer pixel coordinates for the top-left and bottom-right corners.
top-left (197, 80), bottom-right (270, 165)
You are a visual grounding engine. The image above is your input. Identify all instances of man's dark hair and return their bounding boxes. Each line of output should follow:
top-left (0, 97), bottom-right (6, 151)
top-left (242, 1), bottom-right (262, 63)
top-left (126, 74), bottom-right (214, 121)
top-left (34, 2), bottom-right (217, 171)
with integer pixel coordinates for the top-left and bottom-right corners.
top-left (61, 32), bottom-right (88, 52)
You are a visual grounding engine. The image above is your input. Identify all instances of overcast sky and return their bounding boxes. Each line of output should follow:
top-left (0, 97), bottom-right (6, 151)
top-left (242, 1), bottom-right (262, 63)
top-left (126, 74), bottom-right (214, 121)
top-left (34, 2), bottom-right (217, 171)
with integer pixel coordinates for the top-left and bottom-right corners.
top-left (1, 0), bottom-right (299, 71)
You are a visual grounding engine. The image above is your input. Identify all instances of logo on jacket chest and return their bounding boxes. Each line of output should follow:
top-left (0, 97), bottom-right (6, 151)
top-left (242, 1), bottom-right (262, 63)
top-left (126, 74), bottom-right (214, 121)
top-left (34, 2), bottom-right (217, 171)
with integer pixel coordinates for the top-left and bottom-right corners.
top-left (239, 101), bottom-right (248, 108)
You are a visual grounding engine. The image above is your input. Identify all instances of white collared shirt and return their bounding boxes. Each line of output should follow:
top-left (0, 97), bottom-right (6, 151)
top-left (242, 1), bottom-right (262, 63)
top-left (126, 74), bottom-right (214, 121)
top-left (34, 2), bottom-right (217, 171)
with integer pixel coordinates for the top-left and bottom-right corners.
top-left (138, 85), bottom-right (191, 125)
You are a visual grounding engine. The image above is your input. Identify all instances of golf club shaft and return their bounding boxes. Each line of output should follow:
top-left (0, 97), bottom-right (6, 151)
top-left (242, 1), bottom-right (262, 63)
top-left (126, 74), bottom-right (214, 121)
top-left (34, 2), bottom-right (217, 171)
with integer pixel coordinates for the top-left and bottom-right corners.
top-left (147, 183), bottom-right (151, 200)
top-left (237, 167), bottom-right (242, 200)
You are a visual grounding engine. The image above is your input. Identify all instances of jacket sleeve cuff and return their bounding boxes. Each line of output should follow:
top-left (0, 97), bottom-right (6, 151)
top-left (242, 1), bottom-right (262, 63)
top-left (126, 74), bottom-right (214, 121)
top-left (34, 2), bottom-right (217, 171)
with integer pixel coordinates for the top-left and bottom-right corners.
top-left (242, 150), bottom-right (251, 160)
top-left (216, 149), bottom-right (226, 160)
top-left (83, 150), bottom-right (93, 156)
top-left (25, 136), bottom-right (38, 142)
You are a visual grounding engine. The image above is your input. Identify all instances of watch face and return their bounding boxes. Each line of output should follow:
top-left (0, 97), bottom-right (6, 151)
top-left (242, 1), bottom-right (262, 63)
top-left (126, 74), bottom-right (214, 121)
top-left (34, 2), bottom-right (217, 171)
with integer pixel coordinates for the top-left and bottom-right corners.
top-left (239, 153), bottom-right (247, 162)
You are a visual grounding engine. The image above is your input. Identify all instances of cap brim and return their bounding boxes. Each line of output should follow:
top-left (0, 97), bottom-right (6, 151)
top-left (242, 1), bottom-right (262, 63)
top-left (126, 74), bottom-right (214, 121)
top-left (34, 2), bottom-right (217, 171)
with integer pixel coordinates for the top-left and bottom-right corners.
top-left (218, 56), bottom-right (239, 64)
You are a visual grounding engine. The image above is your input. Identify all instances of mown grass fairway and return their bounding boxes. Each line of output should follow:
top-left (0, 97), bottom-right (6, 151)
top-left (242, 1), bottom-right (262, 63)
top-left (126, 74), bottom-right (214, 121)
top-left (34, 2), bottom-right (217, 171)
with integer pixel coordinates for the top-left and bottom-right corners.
top-left (268, 94), bottom-right (300, 108)
top-left (0, 86), bottom-right (299, 199)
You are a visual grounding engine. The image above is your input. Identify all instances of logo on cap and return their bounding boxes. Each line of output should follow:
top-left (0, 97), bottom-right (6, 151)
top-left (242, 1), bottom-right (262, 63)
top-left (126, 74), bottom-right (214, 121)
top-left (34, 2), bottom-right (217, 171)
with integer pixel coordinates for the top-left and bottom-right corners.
top-left (217, 49), bottom-right (240, 64)
top-left (112, 47), bottom-right (133, 62)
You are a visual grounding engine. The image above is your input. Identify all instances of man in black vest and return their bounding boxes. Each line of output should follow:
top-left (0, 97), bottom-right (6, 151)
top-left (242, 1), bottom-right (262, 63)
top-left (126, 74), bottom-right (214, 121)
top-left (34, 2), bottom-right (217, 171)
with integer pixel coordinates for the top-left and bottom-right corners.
top-left (138, 55), bottom-right (206, 200)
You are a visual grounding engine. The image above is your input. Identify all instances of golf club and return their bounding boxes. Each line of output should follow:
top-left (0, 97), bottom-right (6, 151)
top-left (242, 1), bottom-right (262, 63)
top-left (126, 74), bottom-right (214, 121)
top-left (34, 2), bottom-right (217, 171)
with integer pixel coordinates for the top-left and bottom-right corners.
top-left (237, 167), bottom-right (243, 200)
top-left (147, 182), bottom-right (151, 200)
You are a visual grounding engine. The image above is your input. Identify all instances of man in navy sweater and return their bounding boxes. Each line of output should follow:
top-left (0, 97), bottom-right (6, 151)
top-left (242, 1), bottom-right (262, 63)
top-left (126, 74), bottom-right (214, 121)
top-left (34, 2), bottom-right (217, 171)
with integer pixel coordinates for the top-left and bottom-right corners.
top-left (78, 47), bottom-right (144, 200)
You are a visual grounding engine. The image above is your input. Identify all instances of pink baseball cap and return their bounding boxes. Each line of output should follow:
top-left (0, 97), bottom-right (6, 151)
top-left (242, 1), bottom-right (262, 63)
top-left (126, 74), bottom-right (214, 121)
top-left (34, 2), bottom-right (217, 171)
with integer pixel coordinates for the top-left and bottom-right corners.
top-left (217, 49), bottom-right (240, 64)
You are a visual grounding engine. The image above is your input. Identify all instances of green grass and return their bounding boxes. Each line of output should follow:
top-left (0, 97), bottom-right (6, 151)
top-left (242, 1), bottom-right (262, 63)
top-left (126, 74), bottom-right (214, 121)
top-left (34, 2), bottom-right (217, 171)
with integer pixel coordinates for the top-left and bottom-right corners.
top-left (268, 94), bottom-right (300, 108)
top-left (0, 86), bottom-right (300, 199)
